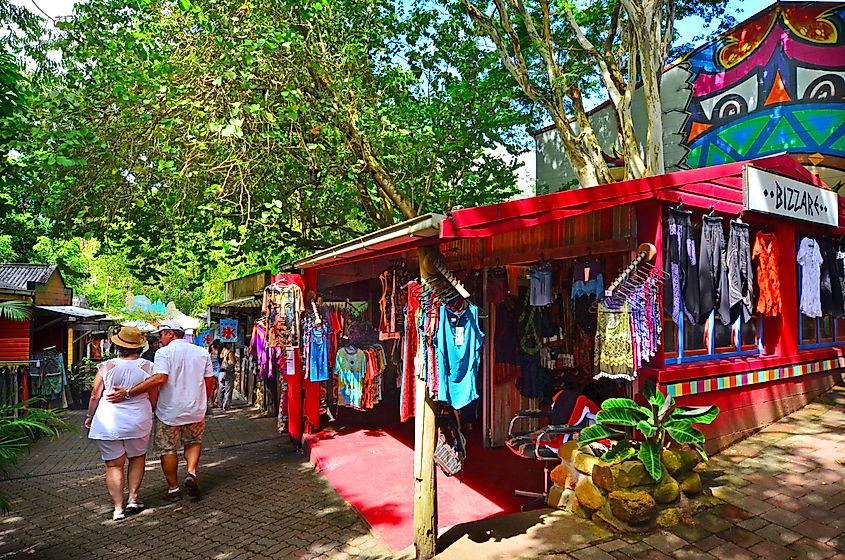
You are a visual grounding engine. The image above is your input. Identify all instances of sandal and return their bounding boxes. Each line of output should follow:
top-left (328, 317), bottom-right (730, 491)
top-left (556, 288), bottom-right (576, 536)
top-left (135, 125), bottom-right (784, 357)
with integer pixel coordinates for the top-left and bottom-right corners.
top-left (126, 498), bottom-right (145, 512)
top-left (112, 508), bottom-right (125, 521)
top-left (162, 488), bottom-right (182, 503)
top-left (185, 473), bottom-right (200, 497)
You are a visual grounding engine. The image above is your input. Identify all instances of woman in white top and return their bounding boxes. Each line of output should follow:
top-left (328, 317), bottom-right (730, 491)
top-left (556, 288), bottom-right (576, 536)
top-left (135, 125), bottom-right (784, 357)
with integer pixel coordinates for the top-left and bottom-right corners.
top-left (85, 326), bottom-right (155, 521)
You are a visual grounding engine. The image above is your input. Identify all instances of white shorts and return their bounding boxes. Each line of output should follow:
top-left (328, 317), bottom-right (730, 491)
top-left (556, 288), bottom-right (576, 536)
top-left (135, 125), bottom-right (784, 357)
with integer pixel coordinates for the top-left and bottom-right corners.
top-left (94, 436), bottom-right (150, 462)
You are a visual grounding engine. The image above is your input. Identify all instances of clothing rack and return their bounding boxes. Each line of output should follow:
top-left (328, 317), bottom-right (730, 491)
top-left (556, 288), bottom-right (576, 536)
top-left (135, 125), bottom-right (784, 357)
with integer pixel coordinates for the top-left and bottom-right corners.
top-left (591, 243), bottom-right (666, 313)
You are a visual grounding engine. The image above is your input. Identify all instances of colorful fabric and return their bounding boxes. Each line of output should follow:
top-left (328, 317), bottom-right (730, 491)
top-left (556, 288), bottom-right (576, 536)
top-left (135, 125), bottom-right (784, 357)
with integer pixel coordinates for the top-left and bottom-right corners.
top-left (433, 304), bottom-right (484, 410)
top-left (264, 284), bottom-right (304, 348)
top-left (753, 231), bottom-right (781, 316)
top-left (594, 302), bottom-right (635, 381)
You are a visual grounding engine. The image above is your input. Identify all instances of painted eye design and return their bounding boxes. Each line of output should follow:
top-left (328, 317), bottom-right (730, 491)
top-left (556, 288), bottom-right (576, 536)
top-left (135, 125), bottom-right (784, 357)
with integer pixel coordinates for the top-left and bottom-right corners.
top-left (796, 67), bottom-right (845, 101)
top-left (713, 94), bottom-right (749, 120)
top-left (698, 73), bottom-right (758, 123)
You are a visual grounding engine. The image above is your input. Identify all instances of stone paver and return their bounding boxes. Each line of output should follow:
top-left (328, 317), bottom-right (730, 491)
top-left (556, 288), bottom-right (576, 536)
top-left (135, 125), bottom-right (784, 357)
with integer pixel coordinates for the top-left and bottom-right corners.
top-left (1, 407), bottom-right (390, 560)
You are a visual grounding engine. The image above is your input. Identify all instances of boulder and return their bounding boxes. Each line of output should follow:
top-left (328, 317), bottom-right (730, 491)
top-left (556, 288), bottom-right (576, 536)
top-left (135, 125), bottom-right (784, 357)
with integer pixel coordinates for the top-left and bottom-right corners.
top-left (679, 472), bottom-right (703, 495)
top-left (575, 477), bottom-right (606, 510)
top-left (592, 464), bottom-right (614, 492)
top-left (608, 490), bottom-right (656, 525)
top-left (547, 485), bottom-right (574, 509)
top-left (574, 451), bottom-right (602, 475)
top-left (570, 497), bottom-right (592, 519)
top-left (615, 460), bottom-right (655, 488)
top-left (558, 440), bottom-right (580, 462)
top-left (662, 449), bottom-right (700, 476)
top-left (656, 507), bottom-right (684, 528)
top-left (653, 475), bottom-right (680, 504)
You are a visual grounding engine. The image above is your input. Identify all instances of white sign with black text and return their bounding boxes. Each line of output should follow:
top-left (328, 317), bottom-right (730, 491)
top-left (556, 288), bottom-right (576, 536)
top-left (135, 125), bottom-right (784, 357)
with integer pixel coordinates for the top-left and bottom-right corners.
top-left (744, 166), bottom-right (838, 227)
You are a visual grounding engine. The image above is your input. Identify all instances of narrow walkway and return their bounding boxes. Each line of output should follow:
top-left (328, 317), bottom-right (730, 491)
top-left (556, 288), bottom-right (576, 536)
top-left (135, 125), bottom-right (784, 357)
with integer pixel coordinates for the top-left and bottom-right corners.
top-left (0, 407), bottom-right (390, 560)
top-left (434, 385), bottom-right (845, 559)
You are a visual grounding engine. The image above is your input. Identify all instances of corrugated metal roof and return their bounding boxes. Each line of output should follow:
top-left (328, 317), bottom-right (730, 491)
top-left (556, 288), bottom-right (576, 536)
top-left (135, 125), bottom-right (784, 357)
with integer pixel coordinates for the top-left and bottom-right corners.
top-left (36, 305), bottom-right (107, 320)
top-left (0, 264), bottom-right (57, 291)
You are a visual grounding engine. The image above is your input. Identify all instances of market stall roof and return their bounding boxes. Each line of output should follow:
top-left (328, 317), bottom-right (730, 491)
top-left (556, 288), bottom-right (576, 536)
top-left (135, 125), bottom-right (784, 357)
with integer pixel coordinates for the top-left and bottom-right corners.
top-left (209, 295), bottom-right (262, 309)
top-left (36, 305), bottom-right (107, 321)
top-left (440, 154), bottom-right (834, 238)
top-left (294, 213), bottom-right (445, 270)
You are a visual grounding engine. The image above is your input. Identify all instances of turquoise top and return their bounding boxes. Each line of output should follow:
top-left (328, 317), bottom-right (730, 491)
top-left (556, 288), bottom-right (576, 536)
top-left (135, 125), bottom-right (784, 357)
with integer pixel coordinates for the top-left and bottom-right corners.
top-left (434, 303), bottom-right (484, 410)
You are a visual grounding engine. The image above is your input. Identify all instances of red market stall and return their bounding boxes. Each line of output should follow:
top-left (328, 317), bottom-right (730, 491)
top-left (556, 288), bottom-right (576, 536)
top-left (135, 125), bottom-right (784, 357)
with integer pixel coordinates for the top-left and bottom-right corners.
top-left (278, 154), bottom-right (843, 551)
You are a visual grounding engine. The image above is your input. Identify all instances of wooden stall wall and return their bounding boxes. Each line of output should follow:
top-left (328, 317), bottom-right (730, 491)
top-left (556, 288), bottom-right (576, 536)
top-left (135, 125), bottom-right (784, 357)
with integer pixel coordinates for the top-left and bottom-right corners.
top-left (0, 318), bottom-right (30, 361)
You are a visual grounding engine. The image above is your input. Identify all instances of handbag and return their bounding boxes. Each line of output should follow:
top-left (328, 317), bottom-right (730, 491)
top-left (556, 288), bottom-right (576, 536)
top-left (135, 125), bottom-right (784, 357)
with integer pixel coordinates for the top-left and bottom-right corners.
top-left (433, 408), bottom-right (466, 477)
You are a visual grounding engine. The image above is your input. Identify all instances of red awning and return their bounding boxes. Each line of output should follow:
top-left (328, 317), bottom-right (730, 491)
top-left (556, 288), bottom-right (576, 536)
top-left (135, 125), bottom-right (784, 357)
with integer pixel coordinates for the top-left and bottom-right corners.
top-left (441, 154), bottom-right (836, 238)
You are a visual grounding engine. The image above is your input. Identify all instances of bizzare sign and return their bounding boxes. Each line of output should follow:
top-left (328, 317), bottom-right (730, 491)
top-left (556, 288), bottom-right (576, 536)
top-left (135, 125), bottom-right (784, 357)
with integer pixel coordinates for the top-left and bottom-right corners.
top-left (744, 166), bottom-right (838, 227)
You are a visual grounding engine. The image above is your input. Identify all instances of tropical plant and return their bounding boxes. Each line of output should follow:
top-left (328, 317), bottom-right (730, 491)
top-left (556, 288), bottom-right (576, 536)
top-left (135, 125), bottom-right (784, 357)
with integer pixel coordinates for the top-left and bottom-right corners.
top-left (578, 381), bottom-right (719, 481)
top-left (0, 400), bottom-right (72, 513)
top-left (0, 300), bottom-right (31, 322)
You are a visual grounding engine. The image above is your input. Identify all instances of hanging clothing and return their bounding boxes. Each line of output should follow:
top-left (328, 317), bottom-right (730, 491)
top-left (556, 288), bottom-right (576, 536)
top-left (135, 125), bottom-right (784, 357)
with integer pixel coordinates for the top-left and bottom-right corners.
top-left (336, 347), bottom-right (366, 409)
top-left (752, 231), bottom-right (781, 317)
top-left (400, 282), bottom-right (422, 422)
top-left (494, 298), bottom-right (520, 365)
top-left (836, 239), bottom-right (845, 317)
top-left (488, 269), bottom-right (508, 305)
top-left (665, 208), bottom-right (699, 324)
top-left (594, 302), bottom-right (635, 381)
top-left (720, 219), bottom-right (754, 325)
top-left (528, 262), bottom-right (553, 306)
top-left (433, 303), bottom-right (484, 410)
top-left (249, 322), bottom-right (271, 380)
top-left (797, 237), bottom-right (824, 318)
top-left (263, 284), bottom-right (304, 348)
top-left (698, 215), bottom-right (725, 322)
top-left (819, 237), bottom-right (845, 318)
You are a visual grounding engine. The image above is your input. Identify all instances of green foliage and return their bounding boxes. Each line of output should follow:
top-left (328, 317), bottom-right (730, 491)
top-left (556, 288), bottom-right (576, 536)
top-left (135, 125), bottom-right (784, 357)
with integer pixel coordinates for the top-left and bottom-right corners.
top-left (0, 300), bottom-right (31, 322)
top-left (0, 400), bottom-right (72, 513)
top-left (578, 381), bottom-right (719, 481)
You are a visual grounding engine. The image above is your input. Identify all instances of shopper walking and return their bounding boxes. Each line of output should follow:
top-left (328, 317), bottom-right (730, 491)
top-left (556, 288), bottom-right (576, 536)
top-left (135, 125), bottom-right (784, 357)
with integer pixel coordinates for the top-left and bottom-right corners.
top-left (218, 343), bottom-right (236, 411)
top-left (107, 319), bottom-right (214, 501)
top-left (85, 325), bottom-right (155, 521)
top-left (208, 340), bottom-right (222, 408)
top-left (141, 333), bottom-right (161, 363)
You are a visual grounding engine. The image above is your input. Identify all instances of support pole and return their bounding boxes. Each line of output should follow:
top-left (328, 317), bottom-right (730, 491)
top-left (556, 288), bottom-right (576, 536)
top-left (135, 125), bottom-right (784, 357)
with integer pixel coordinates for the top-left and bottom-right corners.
top-left (414, 246), bottom-right (438, 559)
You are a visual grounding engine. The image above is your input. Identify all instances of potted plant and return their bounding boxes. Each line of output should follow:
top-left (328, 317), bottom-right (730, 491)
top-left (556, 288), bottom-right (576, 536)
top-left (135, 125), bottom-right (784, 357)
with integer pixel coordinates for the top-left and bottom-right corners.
top-left (578, 380), bottom-right (719, 480)
top-left (67, 358), bottom-right (97, 409)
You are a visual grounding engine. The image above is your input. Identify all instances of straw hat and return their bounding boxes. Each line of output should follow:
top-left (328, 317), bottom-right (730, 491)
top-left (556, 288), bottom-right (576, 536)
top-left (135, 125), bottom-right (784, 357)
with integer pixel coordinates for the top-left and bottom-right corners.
top-left (111, 325), bottom-right (146, 349)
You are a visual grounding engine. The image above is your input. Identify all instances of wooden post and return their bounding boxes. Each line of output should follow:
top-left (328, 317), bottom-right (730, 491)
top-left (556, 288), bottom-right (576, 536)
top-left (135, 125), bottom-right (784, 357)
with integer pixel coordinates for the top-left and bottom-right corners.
top-left (414, 247), bottom-right (438, 559)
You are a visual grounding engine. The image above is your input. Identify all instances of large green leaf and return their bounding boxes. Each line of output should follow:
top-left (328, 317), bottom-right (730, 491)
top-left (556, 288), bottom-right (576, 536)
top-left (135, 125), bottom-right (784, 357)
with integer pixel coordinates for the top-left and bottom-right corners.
top-left (642, 380), bottom-right (665, 409)
top-left (669, 405), bottom-right (719, 424)
top-left (638, 440), bottom-right (662, 481)
top-left (599, 398), bottom-right (640, 411)
top-left (596, 407), bottom-right (649, 427)
top-left (601, 439), bottom-right (637, 464)
top-left (665, 422), bottom-right (706, 445)
top-left (658, 394), bottom-right (674, 423)
top-left (0, 300), bottom-right (31, 322)
top-left (577, 424), bottom-right (623, 446)
top-left (636, 419), bottom-right (656, 438)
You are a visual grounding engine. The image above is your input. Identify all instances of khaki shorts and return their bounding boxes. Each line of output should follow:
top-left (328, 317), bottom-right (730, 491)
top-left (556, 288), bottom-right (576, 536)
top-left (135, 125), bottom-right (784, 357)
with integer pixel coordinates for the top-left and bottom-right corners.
top-left (154, 418), bottom-right (205, 456)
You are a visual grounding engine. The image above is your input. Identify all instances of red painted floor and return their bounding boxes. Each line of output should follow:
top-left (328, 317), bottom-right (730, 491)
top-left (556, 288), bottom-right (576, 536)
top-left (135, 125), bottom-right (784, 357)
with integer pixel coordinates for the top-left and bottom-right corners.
top-left (304, 400), bottom-right (545, 552)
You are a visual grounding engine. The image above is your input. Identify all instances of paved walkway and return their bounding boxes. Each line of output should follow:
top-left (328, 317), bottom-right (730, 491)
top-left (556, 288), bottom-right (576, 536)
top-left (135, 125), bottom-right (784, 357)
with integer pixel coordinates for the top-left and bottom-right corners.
top-left (0, 406), bottom-right (390, 560)
top-left (434, 385), bottom-right (845, 559)
top-left (4, 386), bottom-right (845, 559)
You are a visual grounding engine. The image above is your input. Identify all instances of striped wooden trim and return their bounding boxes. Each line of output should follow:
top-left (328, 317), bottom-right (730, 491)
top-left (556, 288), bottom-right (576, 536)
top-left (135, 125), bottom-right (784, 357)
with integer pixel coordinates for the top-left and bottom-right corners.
top-left (664, 357), bottom-right (845, 397)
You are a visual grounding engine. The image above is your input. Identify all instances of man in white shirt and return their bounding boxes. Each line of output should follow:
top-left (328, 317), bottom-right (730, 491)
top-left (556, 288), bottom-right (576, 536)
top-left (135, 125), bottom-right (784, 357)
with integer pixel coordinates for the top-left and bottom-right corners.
top-left (107, 319), bottom-right (214, 501)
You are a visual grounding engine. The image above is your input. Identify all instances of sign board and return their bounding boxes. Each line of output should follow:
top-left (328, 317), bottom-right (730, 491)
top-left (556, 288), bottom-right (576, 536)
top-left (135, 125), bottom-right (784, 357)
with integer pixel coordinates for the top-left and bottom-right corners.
top-left (218, 319), bottom-right (238, 343)
top-left (195, 329), bottom-right (213, 348)
top-left (744, 166), bottom-right (838, 227)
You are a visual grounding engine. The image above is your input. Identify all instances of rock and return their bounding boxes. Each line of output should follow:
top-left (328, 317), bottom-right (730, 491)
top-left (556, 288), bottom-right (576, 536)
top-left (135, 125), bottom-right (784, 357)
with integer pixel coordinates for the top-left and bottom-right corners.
top-left (558, 440), bottom-right (580, 462)
top-left (616, 460), bottom-right (655, 488)
top-left (608, 490), bottom-right (656, 525)
top-left (575, 477), bottom-right (606, 510)
top-left (656, 507), bottom-right (683, 528)
top-left (570, 497), bottom-right (592, 519)
top-left (550, 464), bottom-right (568, 487)
top-left (653, 475), bottom-right (680, 504)
top-left (574, 451), bottom-right (601, 475)
top-left (547, 485), bottom-right (574, 509)
top-left (662, 449), bottom-right (700, 476)
top-left (592, 464), bottom-right (614, 491)
top-left (679, 472), bottom-right (703, 495)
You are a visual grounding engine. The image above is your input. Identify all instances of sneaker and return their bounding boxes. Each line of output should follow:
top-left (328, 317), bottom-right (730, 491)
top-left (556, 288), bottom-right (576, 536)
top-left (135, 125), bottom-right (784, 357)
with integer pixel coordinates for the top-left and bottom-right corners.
top-left (112, 508), bottom-right (125, 521)
top-left (162, 488), bottom-right (182, 503)
top-left (126, 498), bottom-right (145, 512)
top-left (185, 473), bottom-right (200, 497)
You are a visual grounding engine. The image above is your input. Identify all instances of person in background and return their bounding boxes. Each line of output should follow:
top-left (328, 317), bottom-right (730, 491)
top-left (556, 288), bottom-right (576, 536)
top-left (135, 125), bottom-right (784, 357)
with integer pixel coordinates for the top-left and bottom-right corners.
top-left (218, 343), bottom-right (236, 411)
top-left (208, 340), bottom-right (222, 408)
top-left (86, 325), bottom-right (155, 521)
top-left (141, 333), bottom-right (161, 363)
top-left (107, 319), bottom-right (214, 501)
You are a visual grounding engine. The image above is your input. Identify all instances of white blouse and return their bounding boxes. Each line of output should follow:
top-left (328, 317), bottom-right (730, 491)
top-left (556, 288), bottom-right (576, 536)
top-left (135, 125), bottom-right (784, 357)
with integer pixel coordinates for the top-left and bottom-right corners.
top-left (797, 237), bottom-right (823, 318)
top-left (88, 358), bottom-right (154, 441)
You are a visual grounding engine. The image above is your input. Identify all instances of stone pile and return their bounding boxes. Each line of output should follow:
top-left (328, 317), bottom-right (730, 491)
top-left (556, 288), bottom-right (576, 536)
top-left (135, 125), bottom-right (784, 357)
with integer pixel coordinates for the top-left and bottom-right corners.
top-left (547, 441), bottom-right (713, 532)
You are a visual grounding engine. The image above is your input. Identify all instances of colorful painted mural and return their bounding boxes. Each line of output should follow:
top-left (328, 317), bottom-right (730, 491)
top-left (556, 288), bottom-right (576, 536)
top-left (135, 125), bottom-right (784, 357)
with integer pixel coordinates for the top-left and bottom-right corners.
top-left (672, 2), bottom-right (845, 189)
top-left (534, 2), bottom-right (845, 193)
